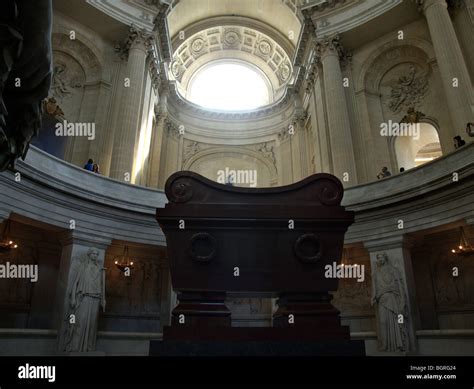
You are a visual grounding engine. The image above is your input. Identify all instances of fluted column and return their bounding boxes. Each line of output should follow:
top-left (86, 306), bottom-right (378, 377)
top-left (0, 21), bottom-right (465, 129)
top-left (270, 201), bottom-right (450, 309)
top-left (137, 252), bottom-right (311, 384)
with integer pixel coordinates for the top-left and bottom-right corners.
top-left (316, 35), bottom-right (357, 186)
top-left (147, 98), bottom-right (167, 188)
top-left (419, 0), bottom-right (473, 136)
top-left (110, 27), bottom-right (150, 181)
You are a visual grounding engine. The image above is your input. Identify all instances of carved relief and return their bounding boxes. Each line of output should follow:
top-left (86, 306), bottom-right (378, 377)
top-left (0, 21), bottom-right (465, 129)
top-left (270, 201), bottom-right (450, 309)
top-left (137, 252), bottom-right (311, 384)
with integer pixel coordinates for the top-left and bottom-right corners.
top-left (52, 34), bottom-right (101, 82)
top-left (49, 52), bottom-right (86, 120)
top-left (256, 39), bottom-right (273, 60)
top-left (386, 65), bottom-right (428, 113)
top-left (183, 141), bottom-right (200, 163)
top-left (51, 63), bottom-right (83, 102)
top-left (277, 61), bottom-right (292, 83)
top-left (256, 142), bottom-right (276, 167)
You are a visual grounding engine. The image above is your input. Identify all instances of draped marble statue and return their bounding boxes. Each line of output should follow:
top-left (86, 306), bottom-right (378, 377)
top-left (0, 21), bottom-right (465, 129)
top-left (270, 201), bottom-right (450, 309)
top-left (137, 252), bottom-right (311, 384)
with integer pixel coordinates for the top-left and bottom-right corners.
top-left (371, 252), bottom-right (408, 352)
top-left (0, 0), bottom-right (52, 171)
top-left (63, 248), bottom-right (106, 353)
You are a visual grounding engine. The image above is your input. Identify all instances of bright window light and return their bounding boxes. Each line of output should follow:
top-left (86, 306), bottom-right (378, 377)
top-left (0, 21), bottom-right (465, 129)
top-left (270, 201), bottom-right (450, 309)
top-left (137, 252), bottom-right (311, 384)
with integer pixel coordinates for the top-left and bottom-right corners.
top-left (187, 62), bottom-right (270, 111)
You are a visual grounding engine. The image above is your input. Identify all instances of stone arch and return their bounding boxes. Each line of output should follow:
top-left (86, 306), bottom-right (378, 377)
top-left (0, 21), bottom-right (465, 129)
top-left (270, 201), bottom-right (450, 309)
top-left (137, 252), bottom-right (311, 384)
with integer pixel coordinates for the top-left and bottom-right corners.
top-left (51, 32), bottom-right (103, 83)
top-left (356, 38), bottom-right (435, 93)
top-left (183, 147), bottom-right (278, 187)
top-left (388, 117), bottom-right (443, 171)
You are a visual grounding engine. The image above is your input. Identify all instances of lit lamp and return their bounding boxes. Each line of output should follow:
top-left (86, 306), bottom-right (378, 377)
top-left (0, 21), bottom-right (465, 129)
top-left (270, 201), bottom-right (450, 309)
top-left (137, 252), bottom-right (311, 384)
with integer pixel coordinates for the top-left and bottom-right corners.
top-left (451, 227), bottom-right (474, 256)
top-left (0, 219), bottom-right (19, 254)
top-left (113, 245), bottom-right (135, 272)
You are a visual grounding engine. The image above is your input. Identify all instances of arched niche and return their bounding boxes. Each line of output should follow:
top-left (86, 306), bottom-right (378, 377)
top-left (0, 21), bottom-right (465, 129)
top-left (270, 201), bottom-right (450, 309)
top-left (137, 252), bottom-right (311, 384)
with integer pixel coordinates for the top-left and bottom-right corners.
top-left (183, 147), bottom-right (278, 187)
top-left (47, 33), bottom-right (104, 163)
top-left (393, 121), bottom-right (442, 171)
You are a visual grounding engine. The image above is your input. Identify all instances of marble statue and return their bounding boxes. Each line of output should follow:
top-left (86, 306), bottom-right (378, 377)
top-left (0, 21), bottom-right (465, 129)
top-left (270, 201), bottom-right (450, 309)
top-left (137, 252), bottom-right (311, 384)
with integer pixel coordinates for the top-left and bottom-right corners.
top-left (63, 248), bottom-right (106, 353)
top-left (0, 0), bottom-right (53, 171)
top-left (371, 252), bottom-right (408, 352)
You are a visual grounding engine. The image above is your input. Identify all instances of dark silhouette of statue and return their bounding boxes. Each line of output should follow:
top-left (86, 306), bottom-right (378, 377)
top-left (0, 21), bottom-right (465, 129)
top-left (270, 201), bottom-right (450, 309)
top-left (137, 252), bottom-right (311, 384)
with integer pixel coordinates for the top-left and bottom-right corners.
top-left (0, 0), bottom-right (53, 171)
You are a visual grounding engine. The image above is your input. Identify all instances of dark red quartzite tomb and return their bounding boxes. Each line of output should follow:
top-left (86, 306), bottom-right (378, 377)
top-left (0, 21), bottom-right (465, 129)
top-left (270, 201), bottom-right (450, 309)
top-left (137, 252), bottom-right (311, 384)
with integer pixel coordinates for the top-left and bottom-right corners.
top-left (152, 171), bottom-right (365, 355)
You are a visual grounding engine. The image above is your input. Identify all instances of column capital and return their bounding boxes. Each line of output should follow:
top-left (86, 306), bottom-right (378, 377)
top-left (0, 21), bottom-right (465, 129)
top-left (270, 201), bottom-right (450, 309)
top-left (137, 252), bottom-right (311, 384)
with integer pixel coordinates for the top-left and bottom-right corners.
top-left (314, 33), bottom-right (352, 67)
top-left (364, 235), bottom-right (415, 252)
top-left (59, 230), bottom-right (112, 250)
top-left (315, 34), bottom-right (343, 58)
top-left (417, 0), bottom-right (448, 13)
top-left (115, 25), bottom-right (152, 60)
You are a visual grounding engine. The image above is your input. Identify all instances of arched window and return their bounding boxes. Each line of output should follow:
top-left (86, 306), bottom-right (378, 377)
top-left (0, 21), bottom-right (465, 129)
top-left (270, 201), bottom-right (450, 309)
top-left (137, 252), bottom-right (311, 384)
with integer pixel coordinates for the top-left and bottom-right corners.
top-left (187, 61), bottom-right (271, 111)
top-left (395, 122), bottom-right (442, 170)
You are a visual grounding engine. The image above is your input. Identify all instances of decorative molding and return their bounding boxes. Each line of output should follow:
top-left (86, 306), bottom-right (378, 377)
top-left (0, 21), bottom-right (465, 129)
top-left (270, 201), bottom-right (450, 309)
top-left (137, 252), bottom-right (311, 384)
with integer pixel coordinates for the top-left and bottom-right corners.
top-left (167, 84), bottom-right (294, 120)
top-left (170, 25), bottom-right (293, 88)
top-left (152, 1), bottom-right (173, 61)
top-left (301, 0), bottom-right (348, 14)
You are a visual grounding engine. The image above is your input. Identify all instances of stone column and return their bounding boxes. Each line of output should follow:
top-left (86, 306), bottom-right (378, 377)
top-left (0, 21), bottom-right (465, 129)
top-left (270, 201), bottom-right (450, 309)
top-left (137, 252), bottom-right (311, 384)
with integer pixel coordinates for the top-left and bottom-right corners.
top-left (290, 112), bottom-right (309, 181)
top-left (55, 231), bottom-right (111, 354)
top-left (315, 35), bottom-right (358, 186)
top-left (419, 0), bottom-right (473, 135)
top-left (110, 27), bottom-right (151, 181)
top-left (364, 236), bottom-right (420, 355)
top-left (147, 99), bottom-right (167, 188)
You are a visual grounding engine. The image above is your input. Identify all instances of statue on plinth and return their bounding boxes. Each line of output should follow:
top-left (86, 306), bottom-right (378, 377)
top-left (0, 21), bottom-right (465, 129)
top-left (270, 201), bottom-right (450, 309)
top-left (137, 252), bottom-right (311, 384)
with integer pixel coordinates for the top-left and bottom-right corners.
top-left (371, 252), bottom-right (409, 352)
top-left (63, 248), bottom-right (106, 353)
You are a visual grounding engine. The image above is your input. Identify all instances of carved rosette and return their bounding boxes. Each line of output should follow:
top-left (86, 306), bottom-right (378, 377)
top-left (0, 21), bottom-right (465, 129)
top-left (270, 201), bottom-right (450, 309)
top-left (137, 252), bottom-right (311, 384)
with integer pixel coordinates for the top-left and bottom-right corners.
top-left (222, 28), bottom-right (242, 49)
top-left (166, 176), bottom-right (194, 203)
top-left (255, 39), bottom-right (273, 60)
top-left (316, 177), bottom-right (344, 205)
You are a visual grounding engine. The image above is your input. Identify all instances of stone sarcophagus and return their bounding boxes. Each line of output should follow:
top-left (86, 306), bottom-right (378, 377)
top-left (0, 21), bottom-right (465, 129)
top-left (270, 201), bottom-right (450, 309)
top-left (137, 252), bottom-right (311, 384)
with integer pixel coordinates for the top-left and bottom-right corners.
top-left (155, 171), bottom-right (362, 353)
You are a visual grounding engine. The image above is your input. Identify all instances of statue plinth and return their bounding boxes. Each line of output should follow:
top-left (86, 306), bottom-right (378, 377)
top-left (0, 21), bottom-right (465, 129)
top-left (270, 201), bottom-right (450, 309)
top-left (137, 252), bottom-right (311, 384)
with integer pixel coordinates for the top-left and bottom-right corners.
top-left (153, 171), bottom-right (364, 355)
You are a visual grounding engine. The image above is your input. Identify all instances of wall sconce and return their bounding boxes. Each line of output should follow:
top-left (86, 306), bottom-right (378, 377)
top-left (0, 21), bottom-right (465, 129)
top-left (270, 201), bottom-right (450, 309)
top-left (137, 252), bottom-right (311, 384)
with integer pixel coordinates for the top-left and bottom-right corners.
top-left (451, 226), bottom-right (473, 256)
top-left (0, 219), bottom-right (18, 254)
top-left (113, 245), bottom-right (135, 272)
